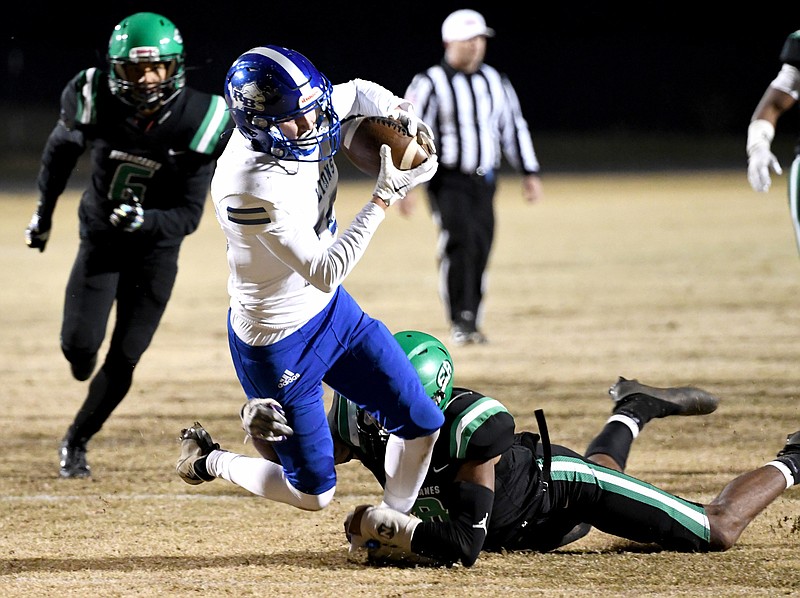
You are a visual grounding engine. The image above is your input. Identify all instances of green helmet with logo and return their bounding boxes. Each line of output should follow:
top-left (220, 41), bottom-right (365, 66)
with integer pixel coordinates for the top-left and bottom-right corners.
top-left (329, 330), bottom-right (454, 458)
top-left (780, 30), bottom-right (800, 68)
top-left (394, 330), bottom-right (454, 411)
top-left (107, 12), bottom-right (186, 111)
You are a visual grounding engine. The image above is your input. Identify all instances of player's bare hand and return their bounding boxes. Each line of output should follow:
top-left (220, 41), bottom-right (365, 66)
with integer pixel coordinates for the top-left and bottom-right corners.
top-left (523, 174), bottom-right (544, 204)
top-left (397, 192), bottom-right (419, 217)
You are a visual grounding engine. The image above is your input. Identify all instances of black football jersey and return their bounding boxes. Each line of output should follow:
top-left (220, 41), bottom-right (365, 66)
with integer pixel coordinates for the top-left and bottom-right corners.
top-left (36, 67), bottom-right (231, 244)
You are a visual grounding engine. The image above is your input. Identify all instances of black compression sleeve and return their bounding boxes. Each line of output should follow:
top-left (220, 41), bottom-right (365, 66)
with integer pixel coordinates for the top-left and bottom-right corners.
top-left (410, 481), bottom-right (494, 567)
top-left (36, 123), bottom-right (85, 211)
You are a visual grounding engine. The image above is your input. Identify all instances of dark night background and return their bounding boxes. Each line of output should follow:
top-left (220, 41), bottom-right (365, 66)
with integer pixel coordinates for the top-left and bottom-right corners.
top-left (2, 1), bottom-right (799, 182)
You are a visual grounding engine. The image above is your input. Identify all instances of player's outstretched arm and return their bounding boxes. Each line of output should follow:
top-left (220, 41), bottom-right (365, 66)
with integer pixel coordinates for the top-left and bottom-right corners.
top-left (345, 457), bottom-right (498, 567)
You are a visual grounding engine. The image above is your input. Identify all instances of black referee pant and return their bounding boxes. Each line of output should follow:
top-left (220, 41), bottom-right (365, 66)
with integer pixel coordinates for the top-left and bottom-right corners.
top-left (426, 167), bottom-right (496, 329)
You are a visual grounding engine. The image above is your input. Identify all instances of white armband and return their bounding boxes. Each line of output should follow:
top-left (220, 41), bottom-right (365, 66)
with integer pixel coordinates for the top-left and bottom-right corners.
top-left (747, 119), bottom-right (775, 157)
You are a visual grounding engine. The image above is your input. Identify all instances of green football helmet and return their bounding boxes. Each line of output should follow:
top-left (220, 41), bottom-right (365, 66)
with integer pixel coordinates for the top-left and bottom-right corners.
top-left (780, 30), bottom-right (800, 68)
top-left (107, 12), bottom-right (186, 112)
top-left (394, 330), bottom-right (454, 411)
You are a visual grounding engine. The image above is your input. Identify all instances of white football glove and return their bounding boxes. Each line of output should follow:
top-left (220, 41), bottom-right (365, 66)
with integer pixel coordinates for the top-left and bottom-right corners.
top-left (344, 504), bottom-right (441, 566)
top-left (344, 504), bottom-right (419, 552)
top-left (746, 119), bottom-right (783, 193)
top-left (748, 148), bottom-right (782, 193)
top-left (373, 145), bottom-right (438, 206)
top-left (25, 211), bottom-right (51, 252)
top-left (389, 102), bottom-right (433, 140)
top-left (240, 398), bottom-right (293, 442)
top-left (344, 507), bottom-right (377, 557)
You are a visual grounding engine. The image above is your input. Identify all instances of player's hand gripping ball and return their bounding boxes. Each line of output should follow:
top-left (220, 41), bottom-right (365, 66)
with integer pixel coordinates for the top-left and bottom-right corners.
top-left (340, 115), bottom-right (435, 177)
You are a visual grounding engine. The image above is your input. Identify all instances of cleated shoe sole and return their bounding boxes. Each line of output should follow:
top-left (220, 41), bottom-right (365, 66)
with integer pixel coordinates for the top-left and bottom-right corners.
top-left (176, 422), bottom-right (219, 485)
top-left (609, 376), bottom-right (720, 416)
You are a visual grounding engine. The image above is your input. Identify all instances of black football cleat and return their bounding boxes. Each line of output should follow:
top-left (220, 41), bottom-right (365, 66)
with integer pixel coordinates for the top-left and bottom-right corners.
top-left (59, 440), bottom-right (91, 479)
top-left (609, 376), bottom-right (720, 417)
top-left (176, 422), bottom-right (219, 485)
top-left (777, 430), bottom-right (800, 458)
top-left (775, 431), bottom-right (800, 486)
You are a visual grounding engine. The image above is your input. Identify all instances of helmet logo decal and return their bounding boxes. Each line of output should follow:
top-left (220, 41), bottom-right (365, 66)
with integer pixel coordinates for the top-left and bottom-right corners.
top-left (298, 87), bottom-right (322, 109)
top-left (229, 81), bottom-right (266, 112)
top-left (129, 46), bottom-right (160, 61)
top-left (436, 360), bottom-right (453, 404)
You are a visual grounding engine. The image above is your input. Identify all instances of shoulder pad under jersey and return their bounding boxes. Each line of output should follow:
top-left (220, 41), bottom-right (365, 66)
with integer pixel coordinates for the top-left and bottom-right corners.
top-left (60, 68), bottom-right (104, 130)
top-left (444, 388), bottom-right (515, 460)
top-left (184, 90), bottom-right (231, 156)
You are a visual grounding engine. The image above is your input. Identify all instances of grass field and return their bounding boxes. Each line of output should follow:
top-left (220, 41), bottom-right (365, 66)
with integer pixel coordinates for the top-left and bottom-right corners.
top-left (2, 171), bottom-right (799, 596)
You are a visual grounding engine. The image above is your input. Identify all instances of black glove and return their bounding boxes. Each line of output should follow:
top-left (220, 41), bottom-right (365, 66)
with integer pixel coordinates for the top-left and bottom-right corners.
top-left (25, 211), bottom-right (52, 252)
top-left (109, 188), bottom-right (144, 232)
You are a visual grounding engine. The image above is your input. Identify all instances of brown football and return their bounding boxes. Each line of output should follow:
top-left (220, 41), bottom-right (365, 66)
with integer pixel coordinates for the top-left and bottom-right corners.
top-left (340, 115), bottom-right (435, 177)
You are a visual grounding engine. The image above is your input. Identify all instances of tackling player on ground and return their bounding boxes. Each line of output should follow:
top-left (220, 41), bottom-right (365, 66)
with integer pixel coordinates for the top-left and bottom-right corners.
top-left (334, 332), bottom-right (800, 566)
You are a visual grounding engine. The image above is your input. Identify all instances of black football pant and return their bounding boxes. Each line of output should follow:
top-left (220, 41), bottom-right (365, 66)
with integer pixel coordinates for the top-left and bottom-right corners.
top-left (426, 168), bottom-right (496, 328)
top-left (511, 445), bottom-right (711, 552)
top-left (61, 236), bottom-right (179, 445)
top-left (788, 154), bottom-right (800, 255)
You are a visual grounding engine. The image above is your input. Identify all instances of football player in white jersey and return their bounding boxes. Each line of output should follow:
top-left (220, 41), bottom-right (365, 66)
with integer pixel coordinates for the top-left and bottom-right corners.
top-left (175, 45), bottom-right (443, 516)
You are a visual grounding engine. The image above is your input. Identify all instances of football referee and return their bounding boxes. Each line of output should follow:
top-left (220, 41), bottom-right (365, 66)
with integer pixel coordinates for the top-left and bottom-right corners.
top-left (403, 9), bottom-right (543, 345)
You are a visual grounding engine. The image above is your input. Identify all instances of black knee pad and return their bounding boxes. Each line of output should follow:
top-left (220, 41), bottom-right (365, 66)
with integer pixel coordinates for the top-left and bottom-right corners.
top-left (62, 347), bottom-right (97, 382)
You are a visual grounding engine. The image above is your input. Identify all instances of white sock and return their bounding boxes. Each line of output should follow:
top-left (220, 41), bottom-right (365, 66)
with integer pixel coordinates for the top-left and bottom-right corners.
top-left (606, 414), bottom-right (640, 438)
top-left (206, 450), bottom-right (334, 510)
top-left (766, 460), bottom-right (796, 490)
top-left (381, 430), bottom-right (439, 513)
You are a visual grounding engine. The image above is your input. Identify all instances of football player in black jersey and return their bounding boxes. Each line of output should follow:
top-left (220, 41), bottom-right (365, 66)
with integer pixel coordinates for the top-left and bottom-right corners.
top-left (747, 30), bottom-right (800, 231)
top-left (333, 331), bottom-right (800, 567)
top-left (24, 12), bottom-right (231, 478)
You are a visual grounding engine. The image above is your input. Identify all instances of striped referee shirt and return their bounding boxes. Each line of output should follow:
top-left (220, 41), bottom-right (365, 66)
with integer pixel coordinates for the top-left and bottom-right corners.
top-left (405, 61), bottom-right (540, 177)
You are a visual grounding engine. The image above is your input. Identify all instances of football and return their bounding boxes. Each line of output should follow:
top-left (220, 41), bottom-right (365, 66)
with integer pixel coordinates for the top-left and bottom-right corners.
top-left (340, 115), bottom-right (435, 177)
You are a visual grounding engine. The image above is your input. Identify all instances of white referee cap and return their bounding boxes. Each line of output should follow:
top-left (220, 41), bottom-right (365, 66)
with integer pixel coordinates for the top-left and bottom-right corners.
top-left (441, 9), bottom-right (495, 43)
